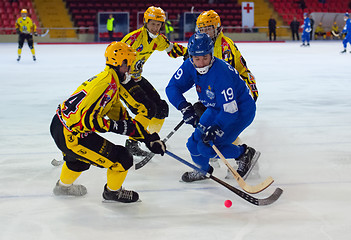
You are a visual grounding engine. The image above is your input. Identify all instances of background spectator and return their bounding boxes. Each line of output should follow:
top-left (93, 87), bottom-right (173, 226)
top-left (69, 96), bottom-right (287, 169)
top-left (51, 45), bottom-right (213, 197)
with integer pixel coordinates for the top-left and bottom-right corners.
top-left (268, 15), bottom-right (276, 41)
top-left (290, 17), bottom-right (300, 40)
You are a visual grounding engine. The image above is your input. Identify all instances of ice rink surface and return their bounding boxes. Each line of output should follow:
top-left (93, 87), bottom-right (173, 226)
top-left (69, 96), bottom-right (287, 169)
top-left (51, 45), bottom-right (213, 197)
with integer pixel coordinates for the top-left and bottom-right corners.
top-left (0, 40), bottom-right (350, 240)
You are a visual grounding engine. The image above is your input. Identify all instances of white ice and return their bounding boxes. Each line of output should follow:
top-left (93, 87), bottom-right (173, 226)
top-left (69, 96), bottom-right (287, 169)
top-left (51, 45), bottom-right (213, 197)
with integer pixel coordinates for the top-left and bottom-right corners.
top-left (0, 41), bottom-right (351, 240)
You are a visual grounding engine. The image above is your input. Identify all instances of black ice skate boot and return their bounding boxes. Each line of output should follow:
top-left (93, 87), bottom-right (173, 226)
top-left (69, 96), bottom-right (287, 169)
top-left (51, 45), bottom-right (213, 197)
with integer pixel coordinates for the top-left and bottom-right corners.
top-left (341, 49), bottom-right (347, 53)
top-left (33, 55), bottom-right (36, 61)
top-left (181, 166), bottom-right (213, 182)
top-left (236, 145), bottom-right (260, 180)
top-left (17, 56), bottom-right (21, 61)
top-left (53, 180), bottom-right (87, 196)
top-left (102, 184), bottom-right (139, 203)
top-left (125, 139), bottom-right (150, 157)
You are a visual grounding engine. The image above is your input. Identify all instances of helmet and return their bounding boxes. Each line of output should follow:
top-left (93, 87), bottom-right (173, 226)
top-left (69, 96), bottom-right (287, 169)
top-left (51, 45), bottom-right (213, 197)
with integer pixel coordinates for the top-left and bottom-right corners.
top-left (105, 42), bottom-right (136, 67)
top-left (345, 12), bottom-right (350, 17)
top-left (144, 6), bottom-right (166, 24)
top-left (188, 32), bottom-right (214, 57)
top-left (21, 9), bottom-right (28, 14)
top-left (196, 10), bottom-right (221, 29)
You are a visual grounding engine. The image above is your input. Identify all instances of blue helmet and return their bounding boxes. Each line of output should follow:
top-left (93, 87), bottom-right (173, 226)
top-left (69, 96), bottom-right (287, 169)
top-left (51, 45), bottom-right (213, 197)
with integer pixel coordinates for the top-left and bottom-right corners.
top-left (187, 32), bottom-right (214, 57)
top-left (345, 12), bottom-right (349, 17)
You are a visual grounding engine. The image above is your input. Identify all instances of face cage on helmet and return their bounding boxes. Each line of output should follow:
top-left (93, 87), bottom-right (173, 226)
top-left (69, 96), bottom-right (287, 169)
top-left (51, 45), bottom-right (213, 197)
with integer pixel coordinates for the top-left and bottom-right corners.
top-left (189, 55), bottom-right (215, 75)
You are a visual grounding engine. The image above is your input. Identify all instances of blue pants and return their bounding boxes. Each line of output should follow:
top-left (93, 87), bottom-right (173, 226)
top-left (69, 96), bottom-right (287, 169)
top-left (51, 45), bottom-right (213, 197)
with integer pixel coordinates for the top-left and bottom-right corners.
top-left (302, 30), bottom-right (310, 44)
top-left (186, 108), bottom-right (255, 171)
top-left (343, 33), bottom-right (351, 48)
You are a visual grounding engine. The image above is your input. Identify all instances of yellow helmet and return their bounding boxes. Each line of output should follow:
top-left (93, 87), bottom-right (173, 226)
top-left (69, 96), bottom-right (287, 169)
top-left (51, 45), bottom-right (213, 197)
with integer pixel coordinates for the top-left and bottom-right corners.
top-left (105, 42), bottom-right (136, 67)
top-left (144, 6), bottom-right (166, 24)
top-left (21, 9), bottom-right (28, 14)
top-left (196, 10), bottom-right (221, 29)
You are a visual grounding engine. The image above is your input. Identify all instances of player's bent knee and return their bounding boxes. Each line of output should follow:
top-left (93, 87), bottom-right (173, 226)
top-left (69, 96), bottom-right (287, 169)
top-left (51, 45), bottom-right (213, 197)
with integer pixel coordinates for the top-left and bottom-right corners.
top-left (186, 135), bottom-right (199, 156)
top-left (109, 145), bottom-right (133, 170)
top-left (155, 100), bottom-right (169, 119)
top-left (197, 141), bottom-right (216, 158)
top-left (66, 160), bottom-right (91, 172)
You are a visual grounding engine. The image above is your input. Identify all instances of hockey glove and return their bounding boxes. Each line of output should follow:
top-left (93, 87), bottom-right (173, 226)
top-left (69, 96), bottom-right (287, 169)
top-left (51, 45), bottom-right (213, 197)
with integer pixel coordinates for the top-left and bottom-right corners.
top-left (202, 125), bottom-right (224, 144)
top-left (109, 119), bottom-right (136, 136)
top-left (144, 132), bottom-right (166, 156)
top-left (193, 101), bottom-right (207, 118)
top-left (179, 102), bottom-right (199, 128)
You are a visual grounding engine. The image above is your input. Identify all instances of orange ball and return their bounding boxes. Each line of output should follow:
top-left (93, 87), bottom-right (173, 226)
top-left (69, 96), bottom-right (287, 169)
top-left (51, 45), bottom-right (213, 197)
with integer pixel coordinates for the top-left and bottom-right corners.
top-left (224, 200), bottom-right (232, 208)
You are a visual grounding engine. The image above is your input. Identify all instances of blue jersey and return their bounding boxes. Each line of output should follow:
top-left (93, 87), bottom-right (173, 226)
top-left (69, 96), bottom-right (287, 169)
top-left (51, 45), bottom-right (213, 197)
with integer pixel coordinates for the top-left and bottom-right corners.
top-left (166, 57), bottom-right (256, 131)
top-left (342, 19), bottom-right (351, 34)
top-left (302, 17), bottom-right (311, 33)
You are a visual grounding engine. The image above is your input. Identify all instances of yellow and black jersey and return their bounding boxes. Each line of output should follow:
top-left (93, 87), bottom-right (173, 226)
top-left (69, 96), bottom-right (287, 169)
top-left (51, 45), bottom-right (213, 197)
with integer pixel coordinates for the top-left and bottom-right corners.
top-left (57, 66), bottom-right (127, 135)
top-left (121, 26), bottom-right (187, 80)
top-left (214, 32), bottom-right (258, 101)
top-left (15, 17), bottom-right (36, 34)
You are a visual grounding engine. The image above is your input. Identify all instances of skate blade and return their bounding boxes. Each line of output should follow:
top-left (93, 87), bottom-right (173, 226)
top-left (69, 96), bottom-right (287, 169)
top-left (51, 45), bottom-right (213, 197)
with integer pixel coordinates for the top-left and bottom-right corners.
top-left (102, 199), bottom-right (142, 203)
top-left (242, 151), bottom-right (261, 180)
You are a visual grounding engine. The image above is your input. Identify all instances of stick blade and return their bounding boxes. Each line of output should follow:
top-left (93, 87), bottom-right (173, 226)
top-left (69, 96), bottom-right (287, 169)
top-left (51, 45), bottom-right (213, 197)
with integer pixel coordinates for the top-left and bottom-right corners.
top-left (257, 188), bottom-right (283, 206)
top-left (135, 153), bottom-right (155, 170)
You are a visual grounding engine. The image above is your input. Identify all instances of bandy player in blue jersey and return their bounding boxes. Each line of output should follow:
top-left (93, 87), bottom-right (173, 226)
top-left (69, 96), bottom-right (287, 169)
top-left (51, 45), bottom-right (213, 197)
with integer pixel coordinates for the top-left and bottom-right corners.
top-left (301, 12), bottom-right (311, 47)
top-left (166, 33), bottom-right (260, 182)
top-left (340, 12), bottom-right (351, 53)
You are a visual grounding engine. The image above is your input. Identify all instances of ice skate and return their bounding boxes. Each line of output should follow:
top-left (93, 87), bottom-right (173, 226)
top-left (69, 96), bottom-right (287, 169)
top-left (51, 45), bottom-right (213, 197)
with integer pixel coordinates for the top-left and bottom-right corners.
top-left (125, 139), bottom-right (150, 157)
top-left (17, 56), bottom-right (21, 61)
top-left (181, 166), bottom-right (213, 182)
top-left (53, 180), bottom-right (87, 196)
top-left (300, 43), bottom-right (306, 47)
top-left (33, 56), bottom-right (36, 61)
top-left (341, 49), bottom-right (347, 53)
top-left (102, 184), bottom-right (139, 203)
top-left (236, 145), bottom-right (260, 180)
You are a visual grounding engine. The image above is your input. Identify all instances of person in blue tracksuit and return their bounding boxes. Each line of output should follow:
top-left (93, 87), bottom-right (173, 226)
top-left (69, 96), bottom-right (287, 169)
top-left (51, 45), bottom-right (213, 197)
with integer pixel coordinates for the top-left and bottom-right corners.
top-left (341, 12), bottom-right (351, 53)
top-left (301, 12), bottom-right (311, 46)
top-left (166, 33), bottom-right (260, 182)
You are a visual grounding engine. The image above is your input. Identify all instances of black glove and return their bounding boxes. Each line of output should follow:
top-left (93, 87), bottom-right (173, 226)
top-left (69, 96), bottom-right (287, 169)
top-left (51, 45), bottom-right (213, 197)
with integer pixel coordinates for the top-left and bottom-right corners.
top-left (202, 125), bottom-right (224, 144)
top-left (179, 102), bottom-right (199, 128)
top-left (145, 132), bottom-right (166, 156)
top-left (109, 119), bottom-right (136, 135)
top-left (193, 101), bottom-right (207, 117)
top-left (16, 28), bottom-right (20, 34)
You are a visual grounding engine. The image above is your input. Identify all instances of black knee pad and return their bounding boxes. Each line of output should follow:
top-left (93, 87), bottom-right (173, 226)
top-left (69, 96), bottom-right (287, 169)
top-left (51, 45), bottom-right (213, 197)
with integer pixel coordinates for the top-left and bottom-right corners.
top-left (108, 145), bottom-right (134, 170)
top-left (155, 99), bottom-right (169, 119)
top-left (65, 158), bottom-right (91, 172)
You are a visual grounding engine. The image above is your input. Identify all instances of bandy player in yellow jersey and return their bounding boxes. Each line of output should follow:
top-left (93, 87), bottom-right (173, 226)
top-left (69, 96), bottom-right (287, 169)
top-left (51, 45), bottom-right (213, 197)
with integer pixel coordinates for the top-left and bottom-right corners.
top-left (15, 9), bottom-right (37, 61)
top-left (120, 6), bottom-right (187, 157)
top-left (50, 42), bottom-right (166, 203)
top-left (196, 10), bottom-right (258, 101)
